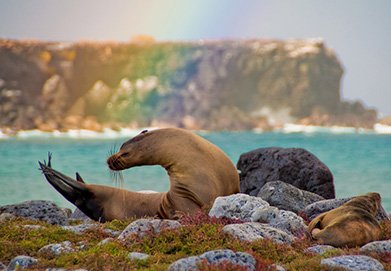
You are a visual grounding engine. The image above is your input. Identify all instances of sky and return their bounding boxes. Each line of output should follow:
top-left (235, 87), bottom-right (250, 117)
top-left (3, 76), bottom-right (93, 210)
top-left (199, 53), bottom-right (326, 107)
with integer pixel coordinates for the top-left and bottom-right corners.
top-left (0, 0), bottom-right (390, 115)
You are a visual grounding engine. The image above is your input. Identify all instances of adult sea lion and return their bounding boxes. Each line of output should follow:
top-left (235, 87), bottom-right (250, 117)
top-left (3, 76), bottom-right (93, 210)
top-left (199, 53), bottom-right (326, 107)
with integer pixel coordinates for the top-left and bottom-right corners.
top-left (308, 192), bottom-right (382, 248)
top-left (39, 128), bottom-right (240, 221)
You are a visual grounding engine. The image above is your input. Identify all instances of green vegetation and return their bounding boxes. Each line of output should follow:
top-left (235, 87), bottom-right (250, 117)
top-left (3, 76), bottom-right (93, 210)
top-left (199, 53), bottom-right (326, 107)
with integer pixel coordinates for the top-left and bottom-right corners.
top-left (0, 213), bottom-right (390, 270)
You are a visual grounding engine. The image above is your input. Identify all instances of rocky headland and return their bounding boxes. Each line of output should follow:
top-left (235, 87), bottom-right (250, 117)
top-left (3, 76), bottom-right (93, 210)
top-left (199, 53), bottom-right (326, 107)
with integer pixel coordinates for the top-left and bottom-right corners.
top-left (0, 38), bottom-right (378, 134)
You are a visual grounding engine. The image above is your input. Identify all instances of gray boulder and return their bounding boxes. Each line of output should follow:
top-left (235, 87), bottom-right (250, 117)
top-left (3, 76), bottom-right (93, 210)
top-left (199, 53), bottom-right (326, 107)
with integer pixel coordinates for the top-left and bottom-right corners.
top-left (360, 240), bottom-right (391, 254)
top-left (7, 255), bottom-right (38, 271)
top-left (303, 197), bottom-right (389, 221)
top-left (0, 262), bottom-right (6, 270)
top-left (0, 200), bottom-right (69, 225)
top-left (168, 249), bottom-right (256, 271)
top-left (38, 241), bottom-right (75, 257)
top-left (237, 147), bottom-right (335, 199)
top-left (118, 219), bottom-right (181, 241)
top-left (321, 255), bottom-right (384, 271)
top-left (208, 193), bottom-right (269, 221)
top-left (251, 207), bottom-right (307, 237)
top-left (257, 181), bottom-right (325, 213)
top-left (223, 222), bottom-right (295, 244)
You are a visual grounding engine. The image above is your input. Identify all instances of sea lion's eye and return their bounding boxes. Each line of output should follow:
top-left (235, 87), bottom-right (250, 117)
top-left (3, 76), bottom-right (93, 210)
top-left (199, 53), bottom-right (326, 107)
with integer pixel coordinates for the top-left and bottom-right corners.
top-left (120, 152), bottom-right (129, 158)
top-left (141, 130), bottom-right (148, 134)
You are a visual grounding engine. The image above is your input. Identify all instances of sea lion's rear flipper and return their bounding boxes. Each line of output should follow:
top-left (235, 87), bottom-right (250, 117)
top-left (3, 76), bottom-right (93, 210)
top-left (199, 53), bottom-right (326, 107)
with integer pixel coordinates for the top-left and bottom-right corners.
top-left (38, 155), bottom-right (105, 222)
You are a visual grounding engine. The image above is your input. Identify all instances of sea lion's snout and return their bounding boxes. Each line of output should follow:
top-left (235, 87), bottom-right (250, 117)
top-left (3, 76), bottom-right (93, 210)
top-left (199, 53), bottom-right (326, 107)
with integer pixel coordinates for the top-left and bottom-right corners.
top-left (107, 154), bottom-right (123, 170)
top-left (107, 151), bottom-right (131, 170)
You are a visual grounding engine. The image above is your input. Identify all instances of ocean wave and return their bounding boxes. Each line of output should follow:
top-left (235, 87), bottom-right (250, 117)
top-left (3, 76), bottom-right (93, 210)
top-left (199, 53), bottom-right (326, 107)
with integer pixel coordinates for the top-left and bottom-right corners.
top-left (374, 123), bottom-right (391, 134)
top-left (0, 128), bottom-right (156, 140)
top-left (281, 123), bottom-right (372, 134)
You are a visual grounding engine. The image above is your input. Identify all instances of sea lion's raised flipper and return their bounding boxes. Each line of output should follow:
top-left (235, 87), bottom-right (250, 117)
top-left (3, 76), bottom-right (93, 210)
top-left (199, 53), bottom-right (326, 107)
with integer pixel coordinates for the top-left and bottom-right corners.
top-left (38, 156), bottom-right (104, 222)
top-left (75, 172), bottom-right (85, 183)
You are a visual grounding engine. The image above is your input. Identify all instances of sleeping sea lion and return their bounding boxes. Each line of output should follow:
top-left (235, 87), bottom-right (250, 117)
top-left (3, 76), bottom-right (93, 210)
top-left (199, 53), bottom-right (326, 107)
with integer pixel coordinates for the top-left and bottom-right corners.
top-left (308, 192), bottom-right (382, 248)
top-left (39, 128), bottom-right (240, 221)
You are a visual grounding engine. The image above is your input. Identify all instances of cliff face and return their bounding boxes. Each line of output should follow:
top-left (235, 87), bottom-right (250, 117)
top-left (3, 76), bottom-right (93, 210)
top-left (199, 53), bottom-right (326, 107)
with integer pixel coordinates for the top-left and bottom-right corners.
top-left (0, 39), bottom-right (376, 132)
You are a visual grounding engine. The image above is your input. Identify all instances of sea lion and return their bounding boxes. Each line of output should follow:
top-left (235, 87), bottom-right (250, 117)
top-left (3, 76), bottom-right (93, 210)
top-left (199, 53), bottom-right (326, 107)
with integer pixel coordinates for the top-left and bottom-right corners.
top-left (308, 192), bottom-right (382, 248)
top-left (39, 128), bottom-right (240, 221)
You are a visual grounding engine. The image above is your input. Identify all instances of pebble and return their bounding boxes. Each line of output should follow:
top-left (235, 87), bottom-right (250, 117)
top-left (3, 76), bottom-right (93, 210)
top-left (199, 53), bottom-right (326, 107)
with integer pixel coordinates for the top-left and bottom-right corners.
top-left (321, 255), bottom-right (384, 271)
top-left (22, 224), bottom-right (44, 230)
top-left (168, 249), bottom-right (256, 271)
top-left (304, 245), bottom-right (337, 255)
top-left (61, 223), bottom-right (97, 234)
top-left (7, 255), bottom-right (38, 271)
top-left (118, 218), bottom-right (181, 241)
top-left (128, 252), bottom-right (150, 261)
top-left (38, 241), bottom-right (75, 256)
top-left (223, 222), bottom-right (295, 244)
top-left (98, 238), bottom-right (115, 246)
top-left (0, 213), bottom-right (16, 222)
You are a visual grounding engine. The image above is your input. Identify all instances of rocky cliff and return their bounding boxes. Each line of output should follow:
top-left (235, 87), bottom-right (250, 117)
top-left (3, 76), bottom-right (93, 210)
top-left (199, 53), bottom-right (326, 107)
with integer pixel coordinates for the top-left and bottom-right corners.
top-left (0, 39), bottom-right (376, 132)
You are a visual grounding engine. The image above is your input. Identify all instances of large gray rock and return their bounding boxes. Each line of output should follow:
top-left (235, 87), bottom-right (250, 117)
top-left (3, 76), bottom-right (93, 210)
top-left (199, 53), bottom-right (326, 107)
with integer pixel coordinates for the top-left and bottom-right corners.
top-left (223, 222), bottom-right (295, 244)
top-left (360, 240), bottom-right (391, 254)
top-left (7, 255), bottom-right (38, 271)
top-left (208, 193), bottom-right (269, 221)
top-left (38, 241), bottom-right (75, 257)
top-left (168, 249), bottom-right (256, 271)
top-left (0, 200), bottom-right (69, 225)
top-left (321, 255), bottom-right (384, 271)
top-left (251, 207), bottom-right (307, 237)
top-left (118, 219), bottom-right (181, 241)
top-left (237, 147), bottom-right (335, 199)
top-left (303, 197), bottom-right (389, 221)
top-left (257, 181), bottom-right (325, 213)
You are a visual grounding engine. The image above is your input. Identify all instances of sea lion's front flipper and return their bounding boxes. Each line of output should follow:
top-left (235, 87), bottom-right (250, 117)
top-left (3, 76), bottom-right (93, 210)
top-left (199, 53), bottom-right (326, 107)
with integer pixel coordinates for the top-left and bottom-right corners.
top-left (38, 156), bottom-right (105, 222)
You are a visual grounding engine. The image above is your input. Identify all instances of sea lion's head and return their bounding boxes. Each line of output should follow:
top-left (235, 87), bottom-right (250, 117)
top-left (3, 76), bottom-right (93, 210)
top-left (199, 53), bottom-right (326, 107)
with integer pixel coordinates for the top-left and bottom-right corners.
top-left (107, 129), bottom-right (152, 170)
top-left (345, 192), bottom-right (381, 215)
top-left (107, 129), bottom-right (180, 171)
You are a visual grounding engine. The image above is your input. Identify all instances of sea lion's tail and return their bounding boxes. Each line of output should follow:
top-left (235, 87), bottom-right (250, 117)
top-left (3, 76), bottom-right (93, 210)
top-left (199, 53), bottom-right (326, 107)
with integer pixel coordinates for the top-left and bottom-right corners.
top-left (38, 153), bottom-right (105, 222)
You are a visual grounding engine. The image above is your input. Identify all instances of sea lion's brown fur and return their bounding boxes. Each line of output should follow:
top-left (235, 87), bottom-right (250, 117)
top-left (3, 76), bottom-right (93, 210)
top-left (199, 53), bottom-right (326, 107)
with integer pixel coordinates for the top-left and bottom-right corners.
top-left (308, 192), bottom-right (382, 248)
top-left (106, 128), bottom-right (240, 219)
top-left (40, 128), bottom-right (240, 221)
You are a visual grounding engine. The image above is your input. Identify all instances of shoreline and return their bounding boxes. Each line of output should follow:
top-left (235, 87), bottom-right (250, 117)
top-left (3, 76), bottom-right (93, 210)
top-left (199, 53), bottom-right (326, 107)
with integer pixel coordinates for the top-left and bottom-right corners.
top-left (1, 123), bottom-right (391, 140)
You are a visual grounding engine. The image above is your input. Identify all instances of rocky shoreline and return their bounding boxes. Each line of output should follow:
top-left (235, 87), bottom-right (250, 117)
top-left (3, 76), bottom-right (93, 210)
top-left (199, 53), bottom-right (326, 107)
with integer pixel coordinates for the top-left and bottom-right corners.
top-left (1, 147), bottom-right (390, 270)
top-left (0, 193), bottom-right (390, 271)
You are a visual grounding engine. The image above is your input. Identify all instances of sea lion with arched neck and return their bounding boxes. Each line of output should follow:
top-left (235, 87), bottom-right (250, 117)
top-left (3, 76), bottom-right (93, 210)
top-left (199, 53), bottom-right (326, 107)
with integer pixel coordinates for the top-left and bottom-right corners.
top-left (308, 192), bottom-right (382, 248)
top-left (39, 128), bottom-right (240, 221)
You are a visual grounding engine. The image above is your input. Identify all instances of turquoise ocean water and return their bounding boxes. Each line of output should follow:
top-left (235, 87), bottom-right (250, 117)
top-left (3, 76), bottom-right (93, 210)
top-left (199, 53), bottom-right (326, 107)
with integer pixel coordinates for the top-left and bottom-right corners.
top-left (0, 131), bottom-right (390, 211)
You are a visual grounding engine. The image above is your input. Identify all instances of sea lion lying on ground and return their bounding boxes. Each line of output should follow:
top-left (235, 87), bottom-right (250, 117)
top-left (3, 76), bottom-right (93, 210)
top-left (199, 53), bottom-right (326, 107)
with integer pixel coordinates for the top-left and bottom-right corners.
top-left (308, 192), bottom-right (382, 247)
top-left (39, 128), bottom-right (240, 222)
